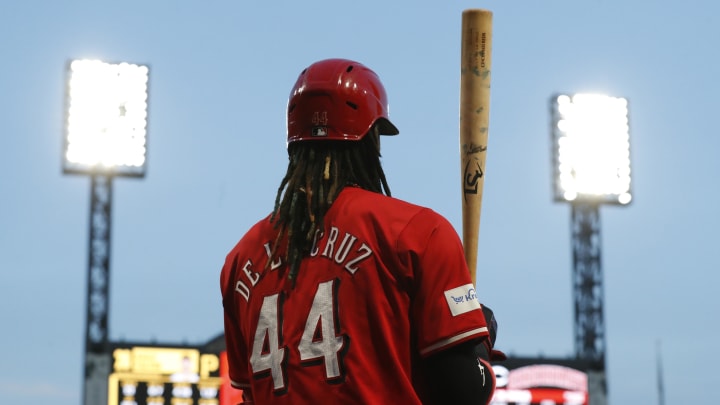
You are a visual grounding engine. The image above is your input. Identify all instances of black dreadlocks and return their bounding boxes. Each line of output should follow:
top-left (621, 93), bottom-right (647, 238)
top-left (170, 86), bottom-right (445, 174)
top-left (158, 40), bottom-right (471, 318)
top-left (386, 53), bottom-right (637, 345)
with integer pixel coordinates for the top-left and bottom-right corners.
top-left (268, 127), bottom-right (390, 283)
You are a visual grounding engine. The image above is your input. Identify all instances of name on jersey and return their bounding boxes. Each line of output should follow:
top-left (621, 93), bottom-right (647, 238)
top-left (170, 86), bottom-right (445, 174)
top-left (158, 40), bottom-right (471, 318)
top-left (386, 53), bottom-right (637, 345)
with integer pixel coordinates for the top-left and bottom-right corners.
top-left (235, 226), bottom-right (373, 301)
top-left (444, 284), bottom-right (481, 316)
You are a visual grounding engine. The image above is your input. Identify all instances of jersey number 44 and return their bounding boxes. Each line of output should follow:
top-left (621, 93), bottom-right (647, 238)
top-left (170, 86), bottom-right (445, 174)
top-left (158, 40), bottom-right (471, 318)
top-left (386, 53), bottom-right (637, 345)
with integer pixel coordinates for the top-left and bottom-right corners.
top-left (250, 279), bottom-right (349, 394)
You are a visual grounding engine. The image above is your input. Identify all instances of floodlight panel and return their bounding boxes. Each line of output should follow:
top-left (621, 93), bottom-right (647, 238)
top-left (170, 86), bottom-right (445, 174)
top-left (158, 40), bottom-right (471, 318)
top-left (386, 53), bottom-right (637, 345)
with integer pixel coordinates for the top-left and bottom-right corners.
top-left (551, 93), bottom-right (632, 205)
top-left (64, 59), bottom-right (149, 177)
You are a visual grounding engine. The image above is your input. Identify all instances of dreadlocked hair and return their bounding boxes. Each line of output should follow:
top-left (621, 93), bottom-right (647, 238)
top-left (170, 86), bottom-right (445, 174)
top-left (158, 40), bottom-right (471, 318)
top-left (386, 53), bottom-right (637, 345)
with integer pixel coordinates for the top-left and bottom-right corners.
top-left (268, 127), bottom-right (390, 285)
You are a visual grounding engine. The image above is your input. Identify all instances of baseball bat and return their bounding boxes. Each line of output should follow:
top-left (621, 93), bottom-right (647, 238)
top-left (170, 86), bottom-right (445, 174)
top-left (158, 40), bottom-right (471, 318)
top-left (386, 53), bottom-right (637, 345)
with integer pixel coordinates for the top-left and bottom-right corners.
top-left (459, 9), bottom-right (493, 283)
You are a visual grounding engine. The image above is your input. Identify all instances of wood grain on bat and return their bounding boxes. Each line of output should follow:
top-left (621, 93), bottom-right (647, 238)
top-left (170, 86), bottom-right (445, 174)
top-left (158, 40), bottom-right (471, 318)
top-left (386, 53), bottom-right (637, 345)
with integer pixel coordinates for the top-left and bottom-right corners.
top-left (460, 9), bottom-right (492, 282)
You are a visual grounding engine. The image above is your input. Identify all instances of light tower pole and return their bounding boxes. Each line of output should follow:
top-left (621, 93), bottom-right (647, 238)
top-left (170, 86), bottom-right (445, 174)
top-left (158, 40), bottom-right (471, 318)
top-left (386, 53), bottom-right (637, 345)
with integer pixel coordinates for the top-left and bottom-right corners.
top-left (63, 59), bottom-right (150, 405)
top-left (550, 93), bottom-right (633, 405)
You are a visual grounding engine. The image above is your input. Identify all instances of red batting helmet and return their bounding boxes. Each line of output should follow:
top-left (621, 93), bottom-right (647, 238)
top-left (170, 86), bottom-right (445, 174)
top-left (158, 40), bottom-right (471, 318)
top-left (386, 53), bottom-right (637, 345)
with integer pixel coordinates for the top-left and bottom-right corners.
top-left (287, 58), bottom-right (399, 145)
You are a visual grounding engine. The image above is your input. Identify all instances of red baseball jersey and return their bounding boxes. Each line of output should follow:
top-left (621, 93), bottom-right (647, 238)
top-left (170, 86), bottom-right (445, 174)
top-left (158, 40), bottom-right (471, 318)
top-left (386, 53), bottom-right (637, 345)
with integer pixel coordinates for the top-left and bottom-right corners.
top-left (220, 187), bottom-right (489, 404)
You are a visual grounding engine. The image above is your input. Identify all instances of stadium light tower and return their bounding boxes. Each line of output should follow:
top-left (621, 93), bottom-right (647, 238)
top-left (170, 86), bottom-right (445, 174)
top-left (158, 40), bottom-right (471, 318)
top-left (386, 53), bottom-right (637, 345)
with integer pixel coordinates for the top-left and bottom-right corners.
top-left (550, 93), bottom-right (632, 405)
top-left (63, 59), bottom-right (149, 405)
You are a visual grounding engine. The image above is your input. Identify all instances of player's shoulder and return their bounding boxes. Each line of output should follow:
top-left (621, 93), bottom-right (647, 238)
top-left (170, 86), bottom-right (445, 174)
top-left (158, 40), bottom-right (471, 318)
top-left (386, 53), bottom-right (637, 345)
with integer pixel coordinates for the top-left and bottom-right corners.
top-left (339, 187), bottom-right (449, 226)
top-left (225, 214), bottom-right (274, 256)
top-left (340, 186), bottom-right (421, 211)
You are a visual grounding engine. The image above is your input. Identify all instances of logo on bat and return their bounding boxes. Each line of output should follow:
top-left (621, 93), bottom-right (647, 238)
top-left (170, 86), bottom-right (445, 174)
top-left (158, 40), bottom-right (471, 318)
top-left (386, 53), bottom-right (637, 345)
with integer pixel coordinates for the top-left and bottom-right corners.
top-left (464, 159), bottom-right (484, 196)
top-left (462, 143), bottom-right (486, 197)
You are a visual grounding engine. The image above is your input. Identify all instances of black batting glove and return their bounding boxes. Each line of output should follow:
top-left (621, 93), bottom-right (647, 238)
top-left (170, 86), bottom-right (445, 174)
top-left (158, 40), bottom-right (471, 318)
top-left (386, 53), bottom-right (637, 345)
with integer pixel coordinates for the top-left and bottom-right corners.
top-left (475, 304), bottom-right (507, 362)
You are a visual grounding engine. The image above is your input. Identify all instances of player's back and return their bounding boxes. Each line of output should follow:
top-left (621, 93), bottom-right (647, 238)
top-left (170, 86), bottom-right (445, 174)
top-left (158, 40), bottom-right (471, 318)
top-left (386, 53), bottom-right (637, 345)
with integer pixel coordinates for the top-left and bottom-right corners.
top-left (222, 186), bottom-right (471, 404)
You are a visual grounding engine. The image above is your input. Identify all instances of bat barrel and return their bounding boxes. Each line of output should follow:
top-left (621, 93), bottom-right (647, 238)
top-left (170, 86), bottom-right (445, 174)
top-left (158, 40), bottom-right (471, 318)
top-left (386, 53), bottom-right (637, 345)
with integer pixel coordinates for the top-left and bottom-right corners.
top-left (459, 9), bottom-right (493, 282)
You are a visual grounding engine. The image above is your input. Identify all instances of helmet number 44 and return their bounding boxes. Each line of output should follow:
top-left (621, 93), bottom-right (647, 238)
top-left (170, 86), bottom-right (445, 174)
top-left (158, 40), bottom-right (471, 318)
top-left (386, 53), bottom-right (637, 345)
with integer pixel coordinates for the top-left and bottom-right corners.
top-left (312, 111), bottom-right (328, 125)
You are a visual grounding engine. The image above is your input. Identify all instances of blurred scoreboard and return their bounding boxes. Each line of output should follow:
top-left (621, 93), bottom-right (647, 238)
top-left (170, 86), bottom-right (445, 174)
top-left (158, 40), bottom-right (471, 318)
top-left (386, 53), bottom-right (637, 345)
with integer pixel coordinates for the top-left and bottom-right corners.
top-left (490, 357), bottom-right (591, 405)
top-left (107, 341), bottom-right (590, 405)
top-left (108, 342), bottom-right (243, 405)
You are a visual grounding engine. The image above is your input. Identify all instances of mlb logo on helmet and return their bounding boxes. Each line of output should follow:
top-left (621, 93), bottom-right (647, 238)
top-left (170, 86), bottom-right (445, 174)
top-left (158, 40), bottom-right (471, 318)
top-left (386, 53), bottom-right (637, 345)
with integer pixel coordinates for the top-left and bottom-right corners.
top-left (312, 126), bottom-right (328, 137)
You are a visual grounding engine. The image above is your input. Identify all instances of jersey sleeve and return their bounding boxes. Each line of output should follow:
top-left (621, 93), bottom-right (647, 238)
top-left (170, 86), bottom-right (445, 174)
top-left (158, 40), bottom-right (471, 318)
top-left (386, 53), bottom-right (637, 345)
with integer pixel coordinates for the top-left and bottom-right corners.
top-left (398, 209), bottom-right (489, 357)
top-left (220, 251), bottom-right (251, 389)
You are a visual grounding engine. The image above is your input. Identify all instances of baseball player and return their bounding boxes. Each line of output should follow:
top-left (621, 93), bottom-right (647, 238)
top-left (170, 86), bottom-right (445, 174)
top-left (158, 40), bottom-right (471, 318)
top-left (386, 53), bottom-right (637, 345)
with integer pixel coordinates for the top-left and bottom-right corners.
top-left (220, 58), bottom-right (504, 404)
